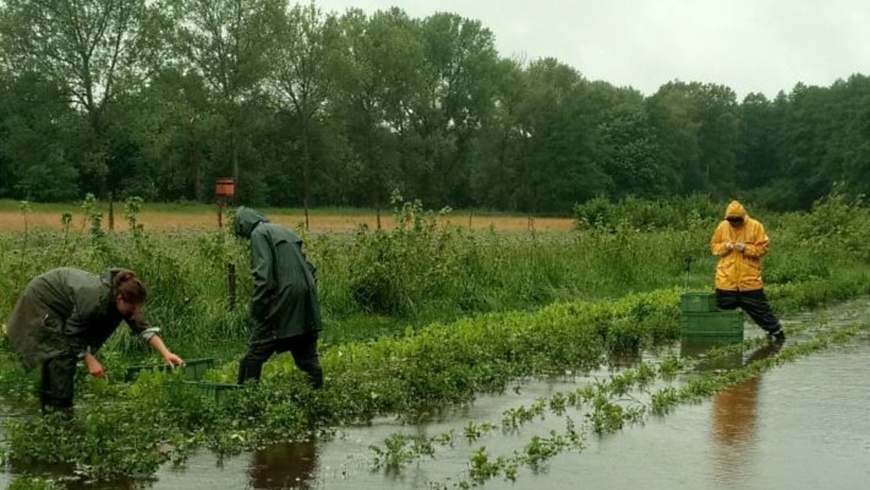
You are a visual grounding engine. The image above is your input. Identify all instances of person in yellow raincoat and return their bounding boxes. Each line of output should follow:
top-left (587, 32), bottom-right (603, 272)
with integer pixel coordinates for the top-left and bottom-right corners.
top-left (710, 201), bottom-right (785, 342)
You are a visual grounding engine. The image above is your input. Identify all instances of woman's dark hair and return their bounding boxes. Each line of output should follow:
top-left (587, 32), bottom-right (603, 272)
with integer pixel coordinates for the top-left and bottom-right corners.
top-left (113, 269), bottom-right (148, 306)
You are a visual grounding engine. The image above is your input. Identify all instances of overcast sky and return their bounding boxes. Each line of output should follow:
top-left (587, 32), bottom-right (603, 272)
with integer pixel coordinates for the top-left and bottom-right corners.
top-left (314, 0), bottom-right (870, 99)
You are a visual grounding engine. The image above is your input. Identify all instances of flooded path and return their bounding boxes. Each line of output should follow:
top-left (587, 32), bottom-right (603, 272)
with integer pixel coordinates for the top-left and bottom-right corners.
top-left (3, 299), bottom-right (869, 489)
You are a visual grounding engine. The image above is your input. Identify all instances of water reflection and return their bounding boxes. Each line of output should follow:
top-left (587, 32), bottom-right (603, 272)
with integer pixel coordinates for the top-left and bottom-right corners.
top-left (680, 337), bottom-right (743, 371)
top-left (709, 342), bottom-right (783, 486)
top-left (247, 440), bottom-right (319, 490)
top-left (607, 349), bottom-right (643, 369)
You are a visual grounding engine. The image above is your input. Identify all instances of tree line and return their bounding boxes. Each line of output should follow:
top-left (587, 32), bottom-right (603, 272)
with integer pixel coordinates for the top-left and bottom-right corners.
top-left (1, 0), bottom-right (868, 213)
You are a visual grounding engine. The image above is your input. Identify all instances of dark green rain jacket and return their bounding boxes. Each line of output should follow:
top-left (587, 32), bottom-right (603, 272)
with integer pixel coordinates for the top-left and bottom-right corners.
top-left (5, 268), bottom-right (159, 370)
top-left (233, 207), bottom-right (322, 343)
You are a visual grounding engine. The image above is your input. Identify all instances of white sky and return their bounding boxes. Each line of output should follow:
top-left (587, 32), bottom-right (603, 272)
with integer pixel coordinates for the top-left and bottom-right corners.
top-left (313, 0), bottom-right (870, 100)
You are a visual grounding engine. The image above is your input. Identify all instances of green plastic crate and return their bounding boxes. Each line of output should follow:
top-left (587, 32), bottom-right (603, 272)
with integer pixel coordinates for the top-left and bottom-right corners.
top-left (680, 293), bottom-right (718, 313)
top-left (680, 309), bottom-right (744, 339)
top-left (125, 357), bottom-right (215, 382)
top-left (181, 381), bottom-right (242, 403)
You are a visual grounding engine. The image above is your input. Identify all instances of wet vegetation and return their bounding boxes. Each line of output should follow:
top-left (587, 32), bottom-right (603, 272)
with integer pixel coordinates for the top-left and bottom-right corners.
top-left (1, 194), bottom-right (869, 485)
top-left (417, 323), bottom-right (870, 489)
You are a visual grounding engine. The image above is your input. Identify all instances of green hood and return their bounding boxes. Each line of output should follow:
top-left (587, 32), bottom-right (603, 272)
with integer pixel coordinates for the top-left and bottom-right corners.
top-left (233, 206), bottom-right (269, 239)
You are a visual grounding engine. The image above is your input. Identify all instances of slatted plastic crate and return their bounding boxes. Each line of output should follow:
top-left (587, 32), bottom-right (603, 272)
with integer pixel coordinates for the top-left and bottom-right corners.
top-left (181, 381), bottom-right (242, 403)
top-left (680, 309), bottom-right (744, 339)
top-left (680, 293), bottom-right (718, 313)
top-left (125, 357), bottom-right (215, 382)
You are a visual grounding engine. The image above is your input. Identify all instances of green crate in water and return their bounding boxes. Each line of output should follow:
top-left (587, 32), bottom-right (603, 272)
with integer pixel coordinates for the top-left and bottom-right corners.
top-left (680, 309), bottom-right (744, 339)
top-left (680, 293), bottom-right (718, 313)
top-left (125, 357), bottom-right (215, 382)
top-left (182, 381), bottom-right (242, 403)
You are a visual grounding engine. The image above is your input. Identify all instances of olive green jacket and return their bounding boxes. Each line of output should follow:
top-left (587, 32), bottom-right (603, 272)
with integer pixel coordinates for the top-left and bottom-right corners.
top-left (6, 268), bottom-right (158, 370)
top-left (234, 207), bottom-right (322, 343)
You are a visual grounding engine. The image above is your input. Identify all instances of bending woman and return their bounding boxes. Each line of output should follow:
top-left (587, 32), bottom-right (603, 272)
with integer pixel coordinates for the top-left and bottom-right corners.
top-left (4, 268), bottom-right (184, 412)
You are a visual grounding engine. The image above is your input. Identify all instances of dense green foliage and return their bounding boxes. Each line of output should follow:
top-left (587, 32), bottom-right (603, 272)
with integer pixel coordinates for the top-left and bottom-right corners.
top-left (2, 2), bottom-right (869, 212)
top-left (3, 194), bottom-right (867, 349)
top-left (0, 196), bottom-right (869, 484)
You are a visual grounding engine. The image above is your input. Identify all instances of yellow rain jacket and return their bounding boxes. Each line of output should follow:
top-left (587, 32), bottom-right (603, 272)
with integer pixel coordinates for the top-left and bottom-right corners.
top-left (710, 201), bottom-right (769, 291)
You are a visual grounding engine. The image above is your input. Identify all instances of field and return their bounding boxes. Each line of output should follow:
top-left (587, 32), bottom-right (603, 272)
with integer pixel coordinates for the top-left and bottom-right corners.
top-left (0, 200), bottom-right (575, 232)
top-left (1, 195), bottom-right (870, 488)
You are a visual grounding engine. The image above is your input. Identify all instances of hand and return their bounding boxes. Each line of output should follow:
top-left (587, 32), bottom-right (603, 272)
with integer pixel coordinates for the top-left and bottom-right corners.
top-left (85, 356), bottom-right (106, 378)
top-left (724, 242), bottom-right (734, 251)
top-left (735, 242), bottom-right (745, 252)
top-left (163, 352), bottom-right (185, 368)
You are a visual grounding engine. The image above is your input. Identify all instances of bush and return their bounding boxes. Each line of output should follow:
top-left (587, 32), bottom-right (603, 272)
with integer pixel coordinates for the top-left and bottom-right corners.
top-left (347, 193), bottom-right (479, 316)
top-left (574, 195), bottom-right (721, 232)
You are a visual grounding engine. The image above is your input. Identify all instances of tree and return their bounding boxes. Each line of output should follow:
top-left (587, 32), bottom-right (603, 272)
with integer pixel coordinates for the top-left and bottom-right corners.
top-left (0, 0), bottom-right (170, 195)
top-left (777, 83), bottom-right (838, 208)
top-left (471, 58), bottom-right (528, 210)
top-left (414, 13), bottom-right (499, 206)
top-left (648, 83), bottom-right (700, 194)
top-left (331, 8), bottom-right (425, 217)
top-left (737, 92), bottom-right (779, 190)
top-left (0, 70), bottom-right (81, 200)
top-left (598, 104), bottom-right (665, 198)
top-left (267, 3), bottom-right (338, 226)
top-left (169, 0), bottom-right (285, 198)
top-left (692, 83), bottom-right (740, 195)
top-left (834, 75), bottom-right (870, 198)
top-left (121, 67), bottom-right (224, 201)
top-left (506, 58), bottom-right (609, 213)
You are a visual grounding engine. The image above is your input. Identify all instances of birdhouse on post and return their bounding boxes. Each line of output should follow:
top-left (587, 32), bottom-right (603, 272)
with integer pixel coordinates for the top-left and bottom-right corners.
top-left (215, 177), bottom-right (235, 228)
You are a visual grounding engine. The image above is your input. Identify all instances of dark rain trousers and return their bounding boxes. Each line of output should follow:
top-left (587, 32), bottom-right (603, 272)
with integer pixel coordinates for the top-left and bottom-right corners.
top-left (40, 355), bottom-right (77, 413)
top-left (237, 332), bottom-right (323, 389)
top-left (715, 289), bottom-right (783, 335)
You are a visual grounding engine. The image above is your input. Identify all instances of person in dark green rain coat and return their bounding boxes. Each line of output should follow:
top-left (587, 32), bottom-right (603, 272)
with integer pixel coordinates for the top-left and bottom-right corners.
top-left (4, 268), bottom-right (185, 412)
top-left (233, 206), bottom-right (323, 388)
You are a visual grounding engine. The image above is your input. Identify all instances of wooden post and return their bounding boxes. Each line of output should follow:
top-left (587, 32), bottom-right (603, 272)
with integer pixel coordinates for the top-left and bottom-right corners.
top-left (217, 201), bottom-right (223, 229)
top-left (108, 192), bottom-right (114, 231)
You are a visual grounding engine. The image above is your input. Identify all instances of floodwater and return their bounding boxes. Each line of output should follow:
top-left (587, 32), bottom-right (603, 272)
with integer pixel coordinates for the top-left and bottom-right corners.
top-left (2, 299), bottom-right (869, 489)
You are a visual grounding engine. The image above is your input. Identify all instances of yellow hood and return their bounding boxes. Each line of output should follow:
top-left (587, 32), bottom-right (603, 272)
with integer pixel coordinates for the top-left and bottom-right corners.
top-left (725, 201), bottom-right (748, 219)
